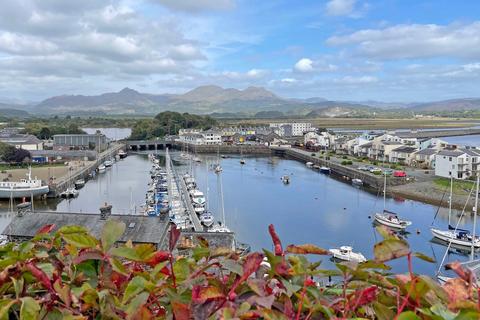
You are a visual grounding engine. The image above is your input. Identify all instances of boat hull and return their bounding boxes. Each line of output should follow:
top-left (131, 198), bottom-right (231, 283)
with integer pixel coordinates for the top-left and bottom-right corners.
top-left (431, 228), bottom-right (480, 248)
top-left (0, 185), bottom-right (49, 199)
top-left (374, 214), bottom-right (410, 230)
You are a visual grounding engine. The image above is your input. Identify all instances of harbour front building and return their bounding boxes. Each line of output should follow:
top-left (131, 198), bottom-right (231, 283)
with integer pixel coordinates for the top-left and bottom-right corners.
top-left (53, 133), bottom-right (108, 151)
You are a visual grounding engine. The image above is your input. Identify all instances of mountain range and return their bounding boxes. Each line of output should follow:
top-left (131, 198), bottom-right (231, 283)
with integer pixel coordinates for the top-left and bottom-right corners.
top-left (1, 86), bottom-right (480, 117)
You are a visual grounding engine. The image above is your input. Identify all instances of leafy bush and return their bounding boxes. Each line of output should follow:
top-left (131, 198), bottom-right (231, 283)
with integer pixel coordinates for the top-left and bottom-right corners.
top-left (342, 155), bottom-right (348, 159)
top-left (0, 222), bottom-right (478, 319)
top-left (341, 160), bottom-right (353, 165)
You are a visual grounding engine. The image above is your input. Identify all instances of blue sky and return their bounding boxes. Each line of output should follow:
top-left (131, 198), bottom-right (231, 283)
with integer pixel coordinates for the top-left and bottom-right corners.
top-left (0, 0), bottom-right (479, 102)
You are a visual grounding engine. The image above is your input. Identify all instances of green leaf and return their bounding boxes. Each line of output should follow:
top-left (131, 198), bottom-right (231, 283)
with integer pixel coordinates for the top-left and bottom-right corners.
top-left (173, 258), bottom-right (190, 282)
top-left (373, 302), bottom-right (395, 320)
top-left (61, 233), bottom-right (98, 249)
top-left (397, 311), bottom-right (421, 320)
top-left (0, 299), bottom-right (16, 320)
top-left (20, 297), bottom-right (40, 320)
top-left (123, 276), bottom-right (147, 304)
top-left (374, 238), bottom-right (410, 262)
top-left (11, 277), bottom-right (23, 299)
top-left (125, 292), bottom-right (149, 320)
top-left (192, 247), bottom-right (210, 261)
top-left (111, 247), bottom-right (140, 261)
top-left (110, 257), bottom-right (128, 275)
top-left (413, 252), bottom-right (436, 263)
top-left (57, 225), bottom-right (88, 234)
top-left (101, 220), bottom-right (125, 252)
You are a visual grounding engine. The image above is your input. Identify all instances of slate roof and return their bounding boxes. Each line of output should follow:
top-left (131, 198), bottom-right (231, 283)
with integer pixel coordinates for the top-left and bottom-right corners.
top-left (0, 134), bottom-right (42, 145)
top-left (437, 149), bottom-right (465, 157)
top-left (392, 146), bottom-right (418, 153)
top-left (2, 212), bottom-right (168, 244)
top-left (459, 148), bottom-right (480, 157)
top-left (415, 148), bottom-right (438, 156)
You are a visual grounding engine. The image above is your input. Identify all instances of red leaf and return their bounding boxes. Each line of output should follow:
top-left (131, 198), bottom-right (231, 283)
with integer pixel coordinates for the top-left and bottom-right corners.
top-left (146, 251), bottom-right (170, 267)
top-left (285, 244), bottom-right (329, 255)
top-left (36, 224), bottom-right (56, 235)
top-left (191, 285), bottom-right (225, 303)
top-left (172, 301), bottom-right (190, 320)
top-left (351, 286), bottom-right (378, 307)
top-left (229, 252), bottom-right (264, 298)
top-left (268, 224), bottom-right (283, 256)
top-left (446, 261), bottom-right (474, 284)
top-left (26, 261), bottom-right (53, 292)
top-left (111, 271), bottom-right (128, 289)
top-left (73, 249), bottom-right (105, 264)
top-left (274, 261), bottom-right (291, 277)
top-left (169, 224), bottom-right (181, 252)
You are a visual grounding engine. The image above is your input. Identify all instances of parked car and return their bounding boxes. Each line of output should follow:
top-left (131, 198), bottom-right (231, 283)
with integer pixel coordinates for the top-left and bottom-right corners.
top-left (394, 170), bottom-right (407, 177)
top-left (358, 166), bottom-right (368, 171)
top-left (369, 167), bottom-right (382, 174)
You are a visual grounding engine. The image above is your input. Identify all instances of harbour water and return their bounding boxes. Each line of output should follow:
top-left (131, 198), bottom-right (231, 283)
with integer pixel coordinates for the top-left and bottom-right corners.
top-left (0, 151), bottom-right (478, 276)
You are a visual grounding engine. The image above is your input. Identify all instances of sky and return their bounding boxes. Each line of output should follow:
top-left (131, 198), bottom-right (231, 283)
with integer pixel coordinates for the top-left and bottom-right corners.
top-left (0, 0), bottom-right (479, 103)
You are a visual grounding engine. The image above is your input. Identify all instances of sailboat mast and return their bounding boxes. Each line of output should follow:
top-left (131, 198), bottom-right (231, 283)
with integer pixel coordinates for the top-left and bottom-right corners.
top-left (219, 172), bottom-right (226, 228)
top-left (471, 171), bottom-right (480, 260)
top-left (383, 171), bottom-right (387, 210)
top-left (448, 174), bottom-right (453, 226)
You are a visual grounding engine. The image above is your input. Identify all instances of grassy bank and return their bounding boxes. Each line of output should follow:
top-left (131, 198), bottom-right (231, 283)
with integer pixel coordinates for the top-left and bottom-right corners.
top-left (0, 162), bottom-right (66, 172)
top-left (433, 177), bottom-right (475, 195)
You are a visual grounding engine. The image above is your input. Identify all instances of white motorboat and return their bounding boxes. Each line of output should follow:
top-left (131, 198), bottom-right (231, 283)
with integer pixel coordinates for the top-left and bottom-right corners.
top-left (329, 246), bottom-right (366, 263)
top-left (0, 167), bottom-right (49, 199)
top-left (60, 187), bottom-right (79, 198)
top-left (194, 205), bottom-right (205, 215)
top-left (193, 156), bottom-right (202, 163)
top-left (104, 159), bottom-right (113, 167)
top-left (200, 212), bottom-right (214, 227)
top-left (306, 162), bottom-right (313, 167)
top-left (240, 159), bottom-right (246, 165)
top-left (118, 150), bottom-right (127, 159)
top-left (375, 210), bottom-right (412, 230)
top-left (214, 164), bottom-right (223, 173)
top-left (281, 175), bottom-right (290, 184)
top-left (320, 166), bottom-right (331, 174)
top-left (74, 179), bottom-right (85, 189)
top-left (352, 178), bottom-right (363, 186)
top-left (431, 227), bottom-right (480, 248)
top-left (190, 190), bottom-right (206, 205)
top-left (208, 223), bottom-right (231, 233)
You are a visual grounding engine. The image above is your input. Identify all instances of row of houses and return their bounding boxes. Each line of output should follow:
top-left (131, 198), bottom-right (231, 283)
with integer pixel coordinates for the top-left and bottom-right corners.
top-left (326, 131), bottom-right (479, 180)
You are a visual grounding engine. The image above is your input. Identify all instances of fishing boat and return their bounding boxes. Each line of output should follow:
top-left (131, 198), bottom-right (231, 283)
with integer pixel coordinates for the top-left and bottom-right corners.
top-left (374, 171), bottom-right (412, 230)
top-left (281, 175), bottom-right (290, 184)
top-left (117, 150), bottom-right (127, 159)
top-left (0, 167), bottom-right (49, 199)
top-left (431, 174), bottom-right (479, 248)
top-left (320, 166), bottom-right (331, 174)
top-left (200, 212), bottom-right (214, 227)
top-left (74, 179), bottom-right (85, 189)
top-left (60, 187), bottom-right (79, 198)
top-left (352, 178), bottom-right (363, 186)
top-left (329, 246), bottom-right (366, 263)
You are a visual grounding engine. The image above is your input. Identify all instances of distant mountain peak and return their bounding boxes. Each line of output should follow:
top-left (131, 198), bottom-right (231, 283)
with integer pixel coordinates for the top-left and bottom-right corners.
top-left (118, 87), bottom-right (140, 94)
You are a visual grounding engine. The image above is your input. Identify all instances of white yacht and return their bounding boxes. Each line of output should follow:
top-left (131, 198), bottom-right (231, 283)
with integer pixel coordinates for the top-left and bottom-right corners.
top-left (329, 246), bottom-right (366, 263)
top-left (375, 210), bottom-right (412, 230)
top-left (0, 167), bottom-right (49, 199)
top-left (431, 227), bottom-right (480, 248)
top-left (190, 190), bottom-right (206, 205)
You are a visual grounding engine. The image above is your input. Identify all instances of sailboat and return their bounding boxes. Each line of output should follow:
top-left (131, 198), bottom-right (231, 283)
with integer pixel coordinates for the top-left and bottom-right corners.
top-left (431, 174), bottom-right (480, 248)
top-left (374, 171), bottom-right (412, 230)
top-left (214, 144), bottom-right (223, 173)
top-left (209, 171), bottom-right (231, 233)
top-left (436, 173), bottom-right (480, 283)
top-left (239, 144), bottom-right (245, 165)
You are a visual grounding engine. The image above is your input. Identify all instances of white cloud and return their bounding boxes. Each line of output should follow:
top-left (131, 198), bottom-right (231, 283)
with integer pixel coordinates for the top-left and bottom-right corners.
top-left (246, 69), bottom-right (268, 78)
top-left (325, 0), bottom-right (356, 16)
top-left (327, 22), bottom-right (480, 60)
top-left (281, 78), bottom-right (297, 83)
top-left (334, 76), bottom-right (378, 84)
top-left (151, 0), bottom-right (235, 12)
top-left (294, 58), bottom-right (314, 72)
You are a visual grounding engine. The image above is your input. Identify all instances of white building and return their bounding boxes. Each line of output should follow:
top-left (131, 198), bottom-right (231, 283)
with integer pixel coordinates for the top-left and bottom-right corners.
top-left (269, 122), bottom-right (312, 137)
top-left (0, 134), bottom-right (43, 151)
top-left (201, 130), bottom-right (222, 145)
top-left (304, 131), bottom-right (335, 149)
top-left (435, 148), bottom-right (480, 180)
top-left (177, 129), bottom-right (222, 145)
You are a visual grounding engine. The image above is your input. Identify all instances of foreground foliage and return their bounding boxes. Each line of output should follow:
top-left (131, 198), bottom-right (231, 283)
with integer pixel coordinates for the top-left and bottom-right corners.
top-left (0, 222), bottom-right (479, 319)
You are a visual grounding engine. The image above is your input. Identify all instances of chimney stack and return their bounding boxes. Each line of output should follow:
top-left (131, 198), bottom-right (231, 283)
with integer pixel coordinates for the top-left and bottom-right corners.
top-left (100, 202), bottom-right (112, 220)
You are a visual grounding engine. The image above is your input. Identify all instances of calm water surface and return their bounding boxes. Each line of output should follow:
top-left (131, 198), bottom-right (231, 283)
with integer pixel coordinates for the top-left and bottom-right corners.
top-left (1, 152), bottom-right (478, 276)
top-left (440, 134), bottom-right (480, 147)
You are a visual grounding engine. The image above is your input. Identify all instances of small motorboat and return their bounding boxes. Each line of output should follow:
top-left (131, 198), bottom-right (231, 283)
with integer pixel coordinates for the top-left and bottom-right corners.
top-left (190, 190), bottom-right (206, 205)
top-left (306, 162), bottom-right (313, 168)
top-left (74, 179), bottom-right (85, 189)
top-left (194, 204), bottom-right (205, 215)
top-left (193, 156), bottom-right (202, 163)
top-left (60, 187), bottom-right (79, 198)
top-left (214, 164), bottom-right (223, 173)
top-left (208, 223), bottom-right (231, 233)
top-left (281, 175), bottom-right (290, 184)
top-left (118, 150), bottom-right (127, 159)
top-left (329, 246), bottom-right (366, 263)
top-left (240, 159), bottom-right (246, 165)
top-left (352, 178), bottom-right (363, 186)
top-left (200, 212), bottom-right (214, 227)
top-left (374, 210), bottom-right (412, 230)
top-left (104, 159), bottom-right (113, 167)
top-left (320, 166), bottom-right (331, 174)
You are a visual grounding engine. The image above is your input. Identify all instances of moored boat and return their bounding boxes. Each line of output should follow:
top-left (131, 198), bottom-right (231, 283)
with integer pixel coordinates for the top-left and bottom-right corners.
top-left (74, 179), bottom-right (85, 189)
top-left (104, 159), bottom-right (113, 167)
top-left (200, 212), bottom-right (214, 227)
top-left (306, 162), bottom-right (313, 167)
top-left (352, 178), bottom-right (363, 186)
top-left (118, 150), bottom-right (127, 159)
top-left (98, 164), bottom-right (106, 173)
top-left (374, 210), bottom-right (412, 230)
top-left (431, 227), bottom-right (480, 248)
top-left (320, 166), bottom-right (331, 174)
top-left (0, 168), bottom-right (49, 199)
top-left (281, 175), bottom-right (290, 184)
top-left (329, 246), bottom-right (366, 263)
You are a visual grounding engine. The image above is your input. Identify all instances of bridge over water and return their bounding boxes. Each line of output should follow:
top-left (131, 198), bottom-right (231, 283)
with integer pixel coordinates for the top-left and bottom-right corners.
top-left (126, 139), bottom-right (175, 151)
